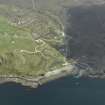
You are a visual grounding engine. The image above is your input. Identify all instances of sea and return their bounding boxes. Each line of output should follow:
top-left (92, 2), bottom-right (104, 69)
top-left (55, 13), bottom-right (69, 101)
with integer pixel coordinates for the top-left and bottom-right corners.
top-left (0, 2), bottom-right (105, 105)
top-left (0, 76), bottom-right (105, 105)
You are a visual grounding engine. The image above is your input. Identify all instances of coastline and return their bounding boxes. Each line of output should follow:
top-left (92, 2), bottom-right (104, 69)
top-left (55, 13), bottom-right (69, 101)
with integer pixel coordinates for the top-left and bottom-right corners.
top-left (0, 64), bottom-right (105, 88)
top-left (0, 64), bottom-right (75, 88)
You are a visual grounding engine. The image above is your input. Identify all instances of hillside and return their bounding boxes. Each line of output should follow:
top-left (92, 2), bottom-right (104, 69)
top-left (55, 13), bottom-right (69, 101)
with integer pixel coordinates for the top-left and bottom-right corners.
top-left (0, 4), bottom-right (68, 77)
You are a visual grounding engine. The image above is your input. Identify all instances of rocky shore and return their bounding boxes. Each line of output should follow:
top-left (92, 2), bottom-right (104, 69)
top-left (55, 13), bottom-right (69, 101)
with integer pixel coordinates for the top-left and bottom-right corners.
top-left (0, 64), bottom-right (75, 88)
top-left (0, 64), bottom-right (105, 88)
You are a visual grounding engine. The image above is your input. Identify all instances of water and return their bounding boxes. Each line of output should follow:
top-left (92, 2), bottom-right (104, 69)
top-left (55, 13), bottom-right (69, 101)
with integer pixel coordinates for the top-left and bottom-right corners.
top-left (0, 1), bottom-right (105, 105)
top-left (0, 76), bottom-right (105, 105)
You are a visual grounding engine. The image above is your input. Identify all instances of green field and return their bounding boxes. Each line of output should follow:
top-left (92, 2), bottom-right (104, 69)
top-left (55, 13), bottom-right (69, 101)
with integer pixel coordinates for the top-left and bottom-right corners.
top-left (0, 4), bottom-right (67, 77)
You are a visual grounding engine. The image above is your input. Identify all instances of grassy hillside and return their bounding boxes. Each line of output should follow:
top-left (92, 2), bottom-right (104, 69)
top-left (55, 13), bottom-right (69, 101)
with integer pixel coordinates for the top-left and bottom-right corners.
top-left (0, 4), bottom-right (67, 77)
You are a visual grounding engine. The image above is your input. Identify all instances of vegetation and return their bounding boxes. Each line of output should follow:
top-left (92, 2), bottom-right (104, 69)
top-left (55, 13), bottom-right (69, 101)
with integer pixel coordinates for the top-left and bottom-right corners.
top-left (0, 4), bottom-right (67, 77)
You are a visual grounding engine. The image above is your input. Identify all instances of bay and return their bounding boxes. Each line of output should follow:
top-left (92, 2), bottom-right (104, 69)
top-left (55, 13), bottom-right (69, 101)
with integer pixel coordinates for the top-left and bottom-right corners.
top-left (0, 76), bottom-right (105, 105)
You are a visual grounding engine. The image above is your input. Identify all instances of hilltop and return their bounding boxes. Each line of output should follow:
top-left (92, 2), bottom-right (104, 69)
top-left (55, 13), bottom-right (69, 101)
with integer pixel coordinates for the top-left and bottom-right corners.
top-left (0, 4), bottom-right (75, 87)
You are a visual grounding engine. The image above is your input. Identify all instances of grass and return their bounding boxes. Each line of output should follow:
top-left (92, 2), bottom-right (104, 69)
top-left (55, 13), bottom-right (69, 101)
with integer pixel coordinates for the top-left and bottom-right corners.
top-left (0, 4), bottom-right (67, 77)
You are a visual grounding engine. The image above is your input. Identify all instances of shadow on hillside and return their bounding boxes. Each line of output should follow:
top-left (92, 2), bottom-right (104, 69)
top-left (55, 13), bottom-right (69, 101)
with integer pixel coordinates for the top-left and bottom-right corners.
top-left (65, 4), bottom-right (105, 72)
